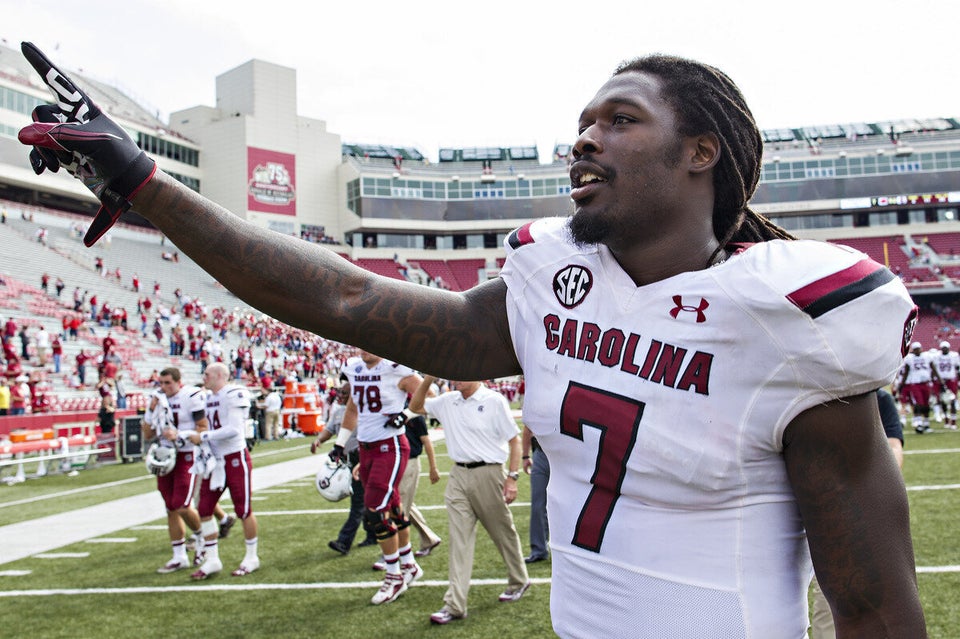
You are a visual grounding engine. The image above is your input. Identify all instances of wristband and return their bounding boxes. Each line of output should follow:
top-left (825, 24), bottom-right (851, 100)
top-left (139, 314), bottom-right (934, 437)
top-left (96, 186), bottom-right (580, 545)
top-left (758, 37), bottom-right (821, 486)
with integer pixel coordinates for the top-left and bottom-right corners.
top-left (335, 427), bottom-right (352, 448)
top-left (522, 455), bottom-right (530, 460)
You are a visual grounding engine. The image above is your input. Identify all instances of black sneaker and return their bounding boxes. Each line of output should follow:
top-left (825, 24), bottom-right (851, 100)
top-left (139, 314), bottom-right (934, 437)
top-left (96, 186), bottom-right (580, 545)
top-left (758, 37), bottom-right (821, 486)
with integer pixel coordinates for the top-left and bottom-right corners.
top-left (328, 539), bottom-right (350, 556)
top-left (219, 516), bottom-right (236, 539)
top-left (357, 538), bottom-right (379, 548)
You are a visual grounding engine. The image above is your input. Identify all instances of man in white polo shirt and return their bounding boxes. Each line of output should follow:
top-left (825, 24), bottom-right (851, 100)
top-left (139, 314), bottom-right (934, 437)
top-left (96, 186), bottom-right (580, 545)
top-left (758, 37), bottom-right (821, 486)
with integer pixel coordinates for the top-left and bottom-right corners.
top-left (409, 375), bottom-right (529, 625)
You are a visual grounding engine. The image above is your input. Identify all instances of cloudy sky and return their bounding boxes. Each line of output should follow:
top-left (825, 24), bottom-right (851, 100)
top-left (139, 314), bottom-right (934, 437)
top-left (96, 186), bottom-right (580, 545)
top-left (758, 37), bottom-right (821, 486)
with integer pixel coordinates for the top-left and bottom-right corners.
top-left (4, 0), bottom-right (957, 162)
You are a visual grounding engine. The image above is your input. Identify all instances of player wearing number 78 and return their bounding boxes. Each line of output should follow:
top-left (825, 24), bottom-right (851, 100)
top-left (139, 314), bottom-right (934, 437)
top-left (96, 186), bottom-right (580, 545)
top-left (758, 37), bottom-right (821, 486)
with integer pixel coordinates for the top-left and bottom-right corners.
top-left (17, 42), bottom-right (925, 637)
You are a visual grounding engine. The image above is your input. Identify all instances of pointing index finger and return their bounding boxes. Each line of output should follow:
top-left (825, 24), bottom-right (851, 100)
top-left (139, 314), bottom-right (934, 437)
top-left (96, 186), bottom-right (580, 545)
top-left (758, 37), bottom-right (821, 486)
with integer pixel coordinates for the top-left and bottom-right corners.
top-left (21, 41), bottom-right (95, 123)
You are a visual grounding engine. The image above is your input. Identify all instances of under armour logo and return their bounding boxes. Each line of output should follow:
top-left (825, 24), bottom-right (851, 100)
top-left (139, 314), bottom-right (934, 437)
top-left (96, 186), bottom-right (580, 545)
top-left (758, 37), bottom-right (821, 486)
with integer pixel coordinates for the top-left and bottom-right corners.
top-left (669, 295), bottom-right (709, 323)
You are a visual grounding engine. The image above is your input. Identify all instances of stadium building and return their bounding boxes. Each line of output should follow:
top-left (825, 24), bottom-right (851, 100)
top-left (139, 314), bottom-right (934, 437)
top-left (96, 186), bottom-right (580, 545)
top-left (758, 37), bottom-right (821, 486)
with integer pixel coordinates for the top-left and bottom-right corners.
top-left (1, 41), bottom-right (960, 316)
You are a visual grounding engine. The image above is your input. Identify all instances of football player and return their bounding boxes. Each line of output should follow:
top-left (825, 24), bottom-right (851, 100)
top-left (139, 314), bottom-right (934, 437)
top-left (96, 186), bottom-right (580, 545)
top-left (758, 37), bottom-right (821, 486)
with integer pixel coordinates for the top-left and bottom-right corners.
top-left (18, 44), bottom-right (926, 636)
top-left (899, 341), bottom-right (942, 433)
top-left (933, 340), bottom-right (960, 429)
top-left (187, 363), bottom-right (260, 579)
top-left (332, 350), bottom-right (426, 604)
top-left (141, 366), bottom-right (206, 573)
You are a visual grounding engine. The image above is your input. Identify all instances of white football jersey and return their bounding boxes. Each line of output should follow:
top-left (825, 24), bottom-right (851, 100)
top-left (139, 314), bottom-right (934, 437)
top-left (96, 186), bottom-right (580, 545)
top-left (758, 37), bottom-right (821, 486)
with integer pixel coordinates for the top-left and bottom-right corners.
top-left (902, 352), bottom-right (935, 384)
top-left (203, 385), bottom-right (250, 457)
top-left (164, 385), bottom-right (206, 451)
top-left (932, 350), bottom-right (960, 381)
top-left (500, 217), bottom-right (916, 639)
top-left (340, 357), bottom-right (416, 443)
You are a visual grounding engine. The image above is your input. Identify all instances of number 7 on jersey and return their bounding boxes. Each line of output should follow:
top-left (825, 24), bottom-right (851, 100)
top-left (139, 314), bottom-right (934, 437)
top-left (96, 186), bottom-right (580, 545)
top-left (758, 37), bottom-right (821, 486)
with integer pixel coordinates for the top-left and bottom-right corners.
top-left (560, 382), bottom-right (644, 552)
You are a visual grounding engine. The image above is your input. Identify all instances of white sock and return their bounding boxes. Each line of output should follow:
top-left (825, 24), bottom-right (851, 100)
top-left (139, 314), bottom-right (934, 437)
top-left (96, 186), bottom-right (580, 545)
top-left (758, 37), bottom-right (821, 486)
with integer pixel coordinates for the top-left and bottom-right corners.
top-left (172, 539), bottom-right (187, 562)
top-left (398, 543), bottom-right (414, 565)
top-left (383, 550), bottom-right (401, 575)
top-left (245, 537), bottom-right (259, 562)
top-left (204, 540), bottom-right (220, 563)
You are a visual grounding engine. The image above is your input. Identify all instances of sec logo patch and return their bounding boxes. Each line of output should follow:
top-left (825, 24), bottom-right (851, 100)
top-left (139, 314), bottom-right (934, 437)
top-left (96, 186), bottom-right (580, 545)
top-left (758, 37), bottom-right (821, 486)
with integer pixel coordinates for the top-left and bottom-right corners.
top-left (553, 265), bottom-right (593, 309)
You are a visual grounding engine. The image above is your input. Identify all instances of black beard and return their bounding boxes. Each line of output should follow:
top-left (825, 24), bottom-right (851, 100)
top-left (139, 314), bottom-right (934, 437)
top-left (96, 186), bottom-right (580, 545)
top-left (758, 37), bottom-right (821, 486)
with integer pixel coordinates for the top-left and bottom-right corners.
top-left (567, 210), bottom-right (610, 247)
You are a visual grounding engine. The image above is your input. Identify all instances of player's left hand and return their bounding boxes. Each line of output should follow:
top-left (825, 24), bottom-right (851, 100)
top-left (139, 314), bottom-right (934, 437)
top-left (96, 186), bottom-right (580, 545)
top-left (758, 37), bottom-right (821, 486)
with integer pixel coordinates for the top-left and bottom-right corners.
top-left (17, 42), bottom-right (156, 247)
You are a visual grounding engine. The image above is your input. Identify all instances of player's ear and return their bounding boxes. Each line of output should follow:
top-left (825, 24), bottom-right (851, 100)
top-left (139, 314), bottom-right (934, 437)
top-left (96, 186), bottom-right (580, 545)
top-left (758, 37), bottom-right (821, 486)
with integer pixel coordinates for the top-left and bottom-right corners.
top-left (688, 132), bottom-right (720, 174)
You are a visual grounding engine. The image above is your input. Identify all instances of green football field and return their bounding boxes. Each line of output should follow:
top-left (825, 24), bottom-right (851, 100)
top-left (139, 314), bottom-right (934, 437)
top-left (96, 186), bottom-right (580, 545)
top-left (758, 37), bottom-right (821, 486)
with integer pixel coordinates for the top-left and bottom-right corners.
top-left (0, 423), bottom-right (956, 639)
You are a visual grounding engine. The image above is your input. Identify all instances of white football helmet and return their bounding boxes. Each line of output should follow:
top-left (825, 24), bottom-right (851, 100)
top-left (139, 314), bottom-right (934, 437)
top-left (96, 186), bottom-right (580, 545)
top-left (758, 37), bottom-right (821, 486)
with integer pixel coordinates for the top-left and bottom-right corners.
top-left (145, 443), bottom-right (176, 477)
top-left (315, 458), bottom-right (352, 502)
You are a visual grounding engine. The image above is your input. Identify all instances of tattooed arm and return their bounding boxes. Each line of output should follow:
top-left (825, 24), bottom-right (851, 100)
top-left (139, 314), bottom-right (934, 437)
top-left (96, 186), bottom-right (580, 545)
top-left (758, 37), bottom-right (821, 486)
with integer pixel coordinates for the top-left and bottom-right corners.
top-left (133, 172), bottom-right (520, 380)
top-left (783, 392), bottom-right (926, 638)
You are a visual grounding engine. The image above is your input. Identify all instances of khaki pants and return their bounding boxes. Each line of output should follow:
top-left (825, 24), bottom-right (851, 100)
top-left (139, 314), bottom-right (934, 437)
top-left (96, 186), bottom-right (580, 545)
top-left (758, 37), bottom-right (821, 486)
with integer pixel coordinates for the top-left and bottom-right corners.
top-left (263, 411), bottom-right (280, 440)
top-left (809, 577), bottom-right (835, 639)
top-left (398, 456), bottom-right (441, 549)
top-left (442, 464), bottom-right (528, 616)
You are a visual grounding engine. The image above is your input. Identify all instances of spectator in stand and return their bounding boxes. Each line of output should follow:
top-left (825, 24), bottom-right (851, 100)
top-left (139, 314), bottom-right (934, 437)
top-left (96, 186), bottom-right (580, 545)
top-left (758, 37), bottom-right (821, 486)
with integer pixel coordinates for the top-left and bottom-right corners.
top-left (55, 277), bottom-right (64, 298)
top-left (40, 272), bottom-right (49, 294)
top-left (18, 326), bottom-right (29, 360)
top-left (35, 325), bottom-right (50, 367)
top-left (3, 316), bottom-right (16, 345)
top-left (75, 348), bottom-right (90, 387)
top-left (0, 378), bottom-right (9, 415)
top-left (102, 331), bottom-right (115, 357)
top-left (94, 256), bottom-right (104, 275)
top-left (72, 287), bottom-right (82, 312)
top-left (9, 377), bottom-right (27, 415)
top-left (69, 314), bottom-right (81, 341)
top-left (89, 294), bottom-right (98, 321)
top-left (132, 273), bottom-right (140, 292)
top-left (51, 334), bottom-right (62, 374)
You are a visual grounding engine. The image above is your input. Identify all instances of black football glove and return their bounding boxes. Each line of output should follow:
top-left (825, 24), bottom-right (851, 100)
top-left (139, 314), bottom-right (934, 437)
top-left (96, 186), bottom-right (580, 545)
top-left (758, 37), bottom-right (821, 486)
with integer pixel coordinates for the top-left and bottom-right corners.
top-left (384, 409), bottom-right (416, 429)
top-left (328, 444), bottom-right (345, 464)
top-left (17, 42), bottom-right (156, 247)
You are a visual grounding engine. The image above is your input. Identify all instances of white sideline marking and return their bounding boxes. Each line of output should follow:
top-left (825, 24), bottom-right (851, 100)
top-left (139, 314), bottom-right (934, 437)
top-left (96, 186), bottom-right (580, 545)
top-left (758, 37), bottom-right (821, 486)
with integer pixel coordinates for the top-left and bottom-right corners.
top-left (917, 566), bottom-right (960, 573)
top-left (131, 525), bottom-right (167, 531)
top-left (908, 483), bottom-right (960, 491)
top-left (904, 447), bottom-right (960, 455)
top-left (86, 538), bottom-right (138, 544)
top-left (256, 502), bottom-right (532, 517)
top-left (256, 489), bottom-right (292, 494)
top-left (0, 445), bottom-right (312, 511)
top-left (0, 455), bottom-right (320, 565)
top-left (0, 577), bottom-right (553, 597)
top-left (0, 570), bottom-right (31, 577)
top-left (34, 553), bottom-right (90, 559)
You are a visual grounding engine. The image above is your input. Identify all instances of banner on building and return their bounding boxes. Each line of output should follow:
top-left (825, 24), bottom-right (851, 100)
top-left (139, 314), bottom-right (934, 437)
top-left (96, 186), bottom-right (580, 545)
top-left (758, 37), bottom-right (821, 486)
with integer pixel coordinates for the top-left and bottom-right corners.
top-left (247, 147), bottom-right (297, 215)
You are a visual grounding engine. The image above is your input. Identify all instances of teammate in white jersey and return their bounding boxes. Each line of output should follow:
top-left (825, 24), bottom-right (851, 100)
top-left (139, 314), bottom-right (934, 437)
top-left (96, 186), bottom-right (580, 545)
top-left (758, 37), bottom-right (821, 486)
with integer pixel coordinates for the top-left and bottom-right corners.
top-left (898, 341), bottom-right (942, 433)
top-left (141, 366), bottom-right (207, 573)
top-left (19, 46), bottom-right (927, 636)
top-left (334, 350), bottom-right (427, 604)
top-left (932, 341), bottom-right (960, 429)
top-left (187, 363), bottom-right (260, 579)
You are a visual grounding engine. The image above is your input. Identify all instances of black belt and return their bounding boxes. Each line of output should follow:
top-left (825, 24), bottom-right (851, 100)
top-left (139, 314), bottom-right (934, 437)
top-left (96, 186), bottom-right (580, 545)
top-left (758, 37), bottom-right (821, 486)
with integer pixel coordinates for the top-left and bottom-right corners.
top-left (455, 461), bottom-right (498, 469)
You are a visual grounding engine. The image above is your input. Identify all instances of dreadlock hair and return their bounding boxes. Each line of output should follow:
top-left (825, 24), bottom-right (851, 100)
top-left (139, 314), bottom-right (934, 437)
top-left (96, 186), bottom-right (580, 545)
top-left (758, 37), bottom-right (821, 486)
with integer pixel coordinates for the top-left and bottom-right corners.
top-left (613, 55), bottom-right (796, 252)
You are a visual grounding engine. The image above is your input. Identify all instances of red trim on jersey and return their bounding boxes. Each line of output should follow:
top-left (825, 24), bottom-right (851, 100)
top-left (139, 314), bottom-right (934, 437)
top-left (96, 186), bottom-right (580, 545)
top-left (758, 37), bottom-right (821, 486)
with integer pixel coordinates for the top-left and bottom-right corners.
top-left (508, 222), bottom-right (536, 249)
top-left (786, 259), bottom-right (890, 317)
